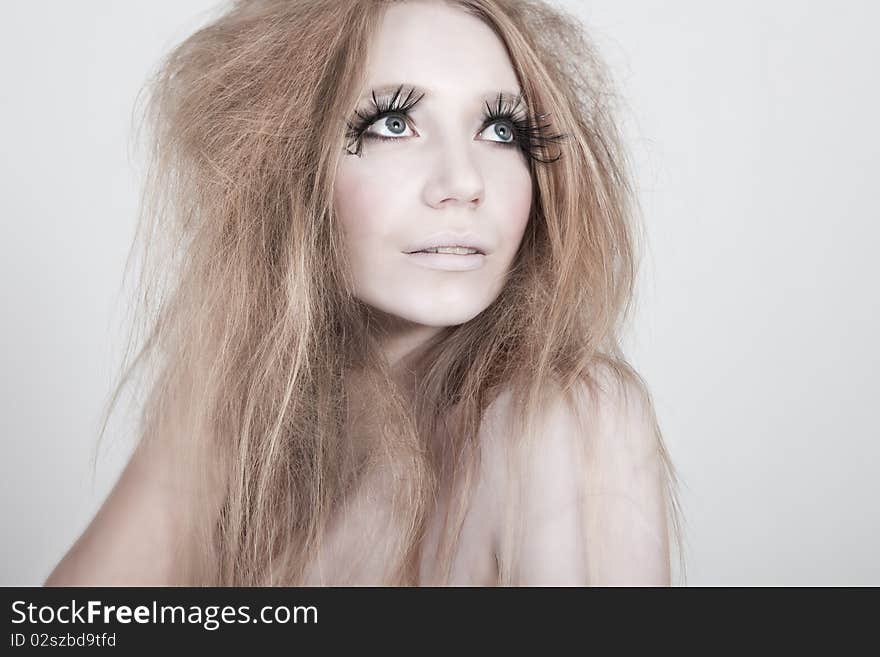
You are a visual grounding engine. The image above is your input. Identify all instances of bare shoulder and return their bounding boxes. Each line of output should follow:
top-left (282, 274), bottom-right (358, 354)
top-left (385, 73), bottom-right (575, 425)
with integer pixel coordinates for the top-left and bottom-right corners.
top-left (559, 364), bottom-right (661, 460)
top-left (43, 439), bottom-right (186, 586)
top-left (481, 365), bottom-right (659, 483)
top-left (484, 366), bottom-right (672, 586)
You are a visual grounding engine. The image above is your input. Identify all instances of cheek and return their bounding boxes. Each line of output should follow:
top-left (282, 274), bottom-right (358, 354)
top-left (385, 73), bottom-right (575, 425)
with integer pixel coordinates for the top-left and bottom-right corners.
top-left (493, 164), bottom-right (533, 255)
top-left (334, 167), bottom-right (387, 243)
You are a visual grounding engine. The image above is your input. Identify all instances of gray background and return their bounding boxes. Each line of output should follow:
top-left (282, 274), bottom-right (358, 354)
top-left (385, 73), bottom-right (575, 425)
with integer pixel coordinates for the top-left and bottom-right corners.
top-left (2, 1), bottom-right (877, 585)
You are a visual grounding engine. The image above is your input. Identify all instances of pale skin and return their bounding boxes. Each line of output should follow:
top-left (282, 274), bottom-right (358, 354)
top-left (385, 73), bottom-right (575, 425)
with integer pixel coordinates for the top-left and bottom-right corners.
top-left (45, 1), bottom-right (669, 586)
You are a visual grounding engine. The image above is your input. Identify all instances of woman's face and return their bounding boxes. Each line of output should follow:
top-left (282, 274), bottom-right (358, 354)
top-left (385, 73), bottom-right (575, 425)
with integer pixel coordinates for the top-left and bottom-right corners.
top-left (334, 0), bottom-right (532, 335)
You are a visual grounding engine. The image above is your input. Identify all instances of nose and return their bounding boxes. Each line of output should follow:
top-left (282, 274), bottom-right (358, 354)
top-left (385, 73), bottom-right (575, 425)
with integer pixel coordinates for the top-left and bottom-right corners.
top-left (423, 138), bottom-right (485, 209)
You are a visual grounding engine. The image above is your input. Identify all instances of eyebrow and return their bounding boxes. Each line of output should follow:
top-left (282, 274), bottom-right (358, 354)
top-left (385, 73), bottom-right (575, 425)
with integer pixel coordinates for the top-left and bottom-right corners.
top-left (359, 83), bottom-right (524, 106)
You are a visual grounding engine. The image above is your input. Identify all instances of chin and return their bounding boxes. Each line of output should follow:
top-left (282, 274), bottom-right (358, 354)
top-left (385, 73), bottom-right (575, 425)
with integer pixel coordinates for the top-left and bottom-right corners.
top-left (397, 308), bottom-right (485, 328)
top-left (356, 284), bottom-right (496, 329)
top-left (366, 300), bottom-right (487, 329)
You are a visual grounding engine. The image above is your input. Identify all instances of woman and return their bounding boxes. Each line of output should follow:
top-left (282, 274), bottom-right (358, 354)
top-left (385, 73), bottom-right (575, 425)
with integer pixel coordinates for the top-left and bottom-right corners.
top-left (45, 0), bottom-right (685, 586)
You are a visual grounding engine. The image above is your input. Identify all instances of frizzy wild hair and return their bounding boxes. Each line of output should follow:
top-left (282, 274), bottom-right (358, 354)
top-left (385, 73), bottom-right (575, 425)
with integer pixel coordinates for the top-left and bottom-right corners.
top-left (97, 0), bottom-right (687, 586)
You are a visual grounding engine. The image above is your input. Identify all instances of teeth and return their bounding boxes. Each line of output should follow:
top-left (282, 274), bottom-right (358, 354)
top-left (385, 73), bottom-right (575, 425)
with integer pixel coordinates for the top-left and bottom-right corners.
top-left (419, 246), bottom-right (479, 255)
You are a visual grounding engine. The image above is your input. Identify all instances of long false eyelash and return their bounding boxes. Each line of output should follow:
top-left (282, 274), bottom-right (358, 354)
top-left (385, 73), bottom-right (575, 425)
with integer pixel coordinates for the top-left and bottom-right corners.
top-left (344, 84), bottom-right (426, 157)
top-left (482, 92), bottom-right (566, 165)
top-left (344, 84), bottom-right (566, 164)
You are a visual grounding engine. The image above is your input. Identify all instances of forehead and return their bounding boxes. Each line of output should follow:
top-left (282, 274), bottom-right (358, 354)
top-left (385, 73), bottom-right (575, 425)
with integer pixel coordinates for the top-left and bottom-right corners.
top-left (364, 2), bottom-right (521, 101)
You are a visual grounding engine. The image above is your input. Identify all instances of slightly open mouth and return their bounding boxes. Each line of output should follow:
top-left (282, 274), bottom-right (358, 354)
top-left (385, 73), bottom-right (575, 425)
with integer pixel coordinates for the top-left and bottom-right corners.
top-left (406, 249), bottom-right (485, 255)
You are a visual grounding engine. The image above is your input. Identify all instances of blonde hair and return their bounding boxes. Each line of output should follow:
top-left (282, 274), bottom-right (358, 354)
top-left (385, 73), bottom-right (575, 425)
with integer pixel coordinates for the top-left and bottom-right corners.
top-left (98, 0), bottom-right (687, 585)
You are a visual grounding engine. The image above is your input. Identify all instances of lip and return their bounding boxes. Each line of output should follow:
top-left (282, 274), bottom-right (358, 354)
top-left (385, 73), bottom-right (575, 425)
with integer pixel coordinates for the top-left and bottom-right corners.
top-left (405, 231), bottom-right (491, 256)
top-left (405, 251), bottom-right (487, 272)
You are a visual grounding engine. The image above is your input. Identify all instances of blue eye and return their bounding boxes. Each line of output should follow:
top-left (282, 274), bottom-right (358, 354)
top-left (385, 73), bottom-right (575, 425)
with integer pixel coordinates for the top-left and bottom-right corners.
top-left (362, 114), bottom-right (515, 146)
top-left (479, 119), bottom-right (516, 144)
top-left (363, 113), bottom-right (416, 141)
